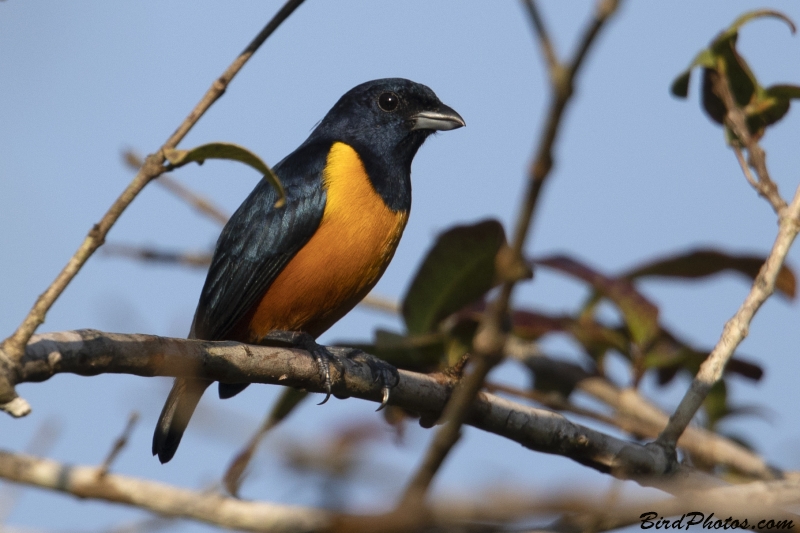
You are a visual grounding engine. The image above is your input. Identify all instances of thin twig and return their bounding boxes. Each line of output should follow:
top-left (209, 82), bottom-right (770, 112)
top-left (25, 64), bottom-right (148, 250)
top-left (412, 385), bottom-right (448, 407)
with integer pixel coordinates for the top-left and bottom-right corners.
top-left (655, 70), bottom-right (800, 449)
top-left (124, 150), bottom-right (230, 225)
top-left (657, 185), bottom-right (800, 448)
top-left (0, 0), bottom-right (306, 415)
top-left (157, 175), bottom-right (230, 226)
top-left (359, 294), bottom-right (402, 315)
top-left (521, 0), bottom-right (560, 80)
top-left (398, 0), bottom-right (622, 506)
top-left (486, 381), bottom-right (620, 427)
top-left (103, 244), bottom-right (213, 269)
top-left (711, 71), bottom-right (787, 214)
top-left (97, 412), bottom-right (140, 477)
top-left (733, 145), bottom-right (761, 191)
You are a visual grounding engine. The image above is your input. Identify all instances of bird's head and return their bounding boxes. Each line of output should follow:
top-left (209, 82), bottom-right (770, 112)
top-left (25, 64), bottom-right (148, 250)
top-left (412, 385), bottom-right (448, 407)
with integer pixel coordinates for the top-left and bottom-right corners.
top-left (310, 78), bottom-right (465, 165)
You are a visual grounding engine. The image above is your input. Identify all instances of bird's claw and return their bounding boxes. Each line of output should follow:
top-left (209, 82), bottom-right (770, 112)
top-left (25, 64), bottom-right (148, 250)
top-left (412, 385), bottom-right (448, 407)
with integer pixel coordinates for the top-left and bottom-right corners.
top-left (376, 385), bottom-right (391, 412)
top-left (310, 345), bottom-right (333, 405)
top-left (317, 389), bottom-right (331, 406)
top-left (343, 348), bottom-right (400, 410)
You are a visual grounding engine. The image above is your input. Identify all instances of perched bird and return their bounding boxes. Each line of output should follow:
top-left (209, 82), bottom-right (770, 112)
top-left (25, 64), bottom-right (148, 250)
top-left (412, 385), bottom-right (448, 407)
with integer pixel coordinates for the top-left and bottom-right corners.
top-left (152, 78), bottom-right (464, 463)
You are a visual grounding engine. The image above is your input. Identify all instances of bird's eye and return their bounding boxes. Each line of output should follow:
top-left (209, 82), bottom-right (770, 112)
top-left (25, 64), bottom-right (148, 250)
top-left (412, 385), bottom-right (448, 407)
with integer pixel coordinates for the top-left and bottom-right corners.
top-left (378, 92), bottom-right (399, 112)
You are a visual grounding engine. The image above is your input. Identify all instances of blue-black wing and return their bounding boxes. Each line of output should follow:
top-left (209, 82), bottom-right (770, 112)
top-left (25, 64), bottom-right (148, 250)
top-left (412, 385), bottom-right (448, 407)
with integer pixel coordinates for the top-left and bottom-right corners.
top-left (190, 141), bottom-right (331, 341)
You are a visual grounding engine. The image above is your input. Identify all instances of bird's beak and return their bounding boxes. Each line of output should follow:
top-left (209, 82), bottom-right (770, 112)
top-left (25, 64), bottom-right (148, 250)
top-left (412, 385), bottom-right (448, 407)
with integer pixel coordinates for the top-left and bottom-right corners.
top-left (411, 103), bottom-right (466, 131)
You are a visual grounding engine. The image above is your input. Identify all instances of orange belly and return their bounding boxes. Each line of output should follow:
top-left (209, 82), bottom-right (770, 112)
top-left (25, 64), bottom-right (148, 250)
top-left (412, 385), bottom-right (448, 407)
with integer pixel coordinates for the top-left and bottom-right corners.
top-left (247, 142), bottom-right (408, 340)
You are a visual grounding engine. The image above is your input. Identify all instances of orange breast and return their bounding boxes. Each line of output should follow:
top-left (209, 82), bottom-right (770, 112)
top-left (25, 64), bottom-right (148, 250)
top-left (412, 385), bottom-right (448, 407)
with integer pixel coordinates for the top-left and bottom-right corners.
top-left (247, 142), bottom-right (408, 340)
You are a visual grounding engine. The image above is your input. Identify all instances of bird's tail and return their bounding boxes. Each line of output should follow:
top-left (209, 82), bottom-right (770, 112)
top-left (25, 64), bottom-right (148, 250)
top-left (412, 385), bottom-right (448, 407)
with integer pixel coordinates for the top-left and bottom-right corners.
top-left (152, 377), bottom-right (211, 463)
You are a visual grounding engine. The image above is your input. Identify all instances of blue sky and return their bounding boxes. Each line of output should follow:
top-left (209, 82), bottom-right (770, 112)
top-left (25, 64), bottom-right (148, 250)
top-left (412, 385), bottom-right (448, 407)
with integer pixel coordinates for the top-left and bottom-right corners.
top-left (2, 2), bottom-right (800, 531)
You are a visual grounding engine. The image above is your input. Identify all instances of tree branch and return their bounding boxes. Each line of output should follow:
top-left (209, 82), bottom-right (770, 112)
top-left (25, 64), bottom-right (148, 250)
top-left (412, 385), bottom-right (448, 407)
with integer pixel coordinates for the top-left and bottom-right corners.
top-left (0, 449), bottom-right (330, 533)
top-left (0, 0), bottom-right (306, 415)
top-left (12, 329), bottom-right (709, 489)
top-left (657, 184), bottom-right (800, 448)
top-left (2, 445), bottom-right (797, 533)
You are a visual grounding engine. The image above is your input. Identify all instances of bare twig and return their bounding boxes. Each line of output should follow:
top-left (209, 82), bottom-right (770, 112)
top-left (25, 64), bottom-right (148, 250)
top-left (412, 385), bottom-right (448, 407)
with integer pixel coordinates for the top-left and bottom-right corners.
top-left (0, 449), bottom-right (330, 533)
top-left (657, 184), bottom-right (800, 449)
top-left (360, 294), bottom-right (402, 315)
top-left (521, 0), bottom-right (560, 79)
top-left (712, 71), bottom-right (787, 214)
top-left (733, 145), bottom-right (761, 191)
top-left (97, 412), bottom-right (140, 477)
top-left (655, 71), bottom-right (800, 449)
top-left (0, 0), bottom-right (306, 415)
top-left (486, 381), bottom-right (623, 428)
top-left (16, 329), bottom-right (703, 486)
top-left (156, 175), bottom-right (230, 226)
top-left (399, 0), bottom-right (622, 505)
top-left (103, 244), bottom-right (213, 268)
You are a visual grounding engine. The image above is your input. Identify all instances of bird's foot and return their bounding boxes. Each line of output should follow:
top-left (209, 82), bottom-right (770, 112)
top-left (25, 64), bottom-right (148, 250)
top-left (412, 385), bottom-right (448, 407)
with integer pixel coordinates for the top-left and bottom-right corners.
top-left (258, 331), bottom-right (399, 410)
top-left (327, 346), bottom-right (400, 411)
top-left (258, 331), bottom-right (338, 405)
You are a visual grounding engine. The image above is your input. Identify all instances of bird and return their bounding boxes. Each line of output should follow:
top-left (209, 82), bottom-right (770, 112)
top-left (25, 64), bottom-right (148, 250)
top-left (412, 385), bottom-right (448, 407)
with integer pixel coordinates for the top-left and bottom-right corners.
top-left (152, 78), bottom-right (465, 463)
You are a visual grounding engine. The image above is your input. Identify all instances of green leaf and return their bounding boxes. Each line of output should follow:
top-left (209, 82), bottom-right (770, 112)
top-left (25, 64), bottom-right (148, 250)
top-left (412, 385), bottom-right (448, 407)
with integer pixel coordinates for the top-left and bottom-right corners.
top-left (623, 248), bottom-right (796, 300)
top-left (535, 255), bottom-right (660, 348)
top-left (402, 219), bottom-right (509, 335)
top-left (720, 10), bottom-right (796, 40)
top-left (672, 9), bottom-right (798, 138)
top-left (764, 84), bottom-right (800, 99)
top-left (164, 142), bottom-right (286, 207)
top-left (671, 49), bottom-right (715, 98)
top-left (747, 84), bottom-right (800, 135)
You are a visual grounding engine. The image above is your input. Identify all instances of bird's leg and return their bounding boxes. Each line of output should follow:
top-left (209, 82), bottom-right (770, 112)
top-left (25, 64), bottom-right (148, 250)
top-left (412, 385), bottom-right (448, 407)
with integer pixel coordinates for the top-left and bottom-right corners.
top-left (326, 346), bottom-right (400, 412)
top-left (257, 330), bottom-right (338, 405)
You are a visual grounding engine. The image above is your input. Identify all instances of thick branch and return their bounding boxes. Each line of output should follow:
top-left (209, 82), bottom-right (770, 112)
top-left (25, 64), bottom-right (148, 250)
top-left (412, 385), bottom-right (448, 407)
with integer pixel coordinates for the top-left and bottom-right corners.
top-left (15, 329), bottom-right (705, 487)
